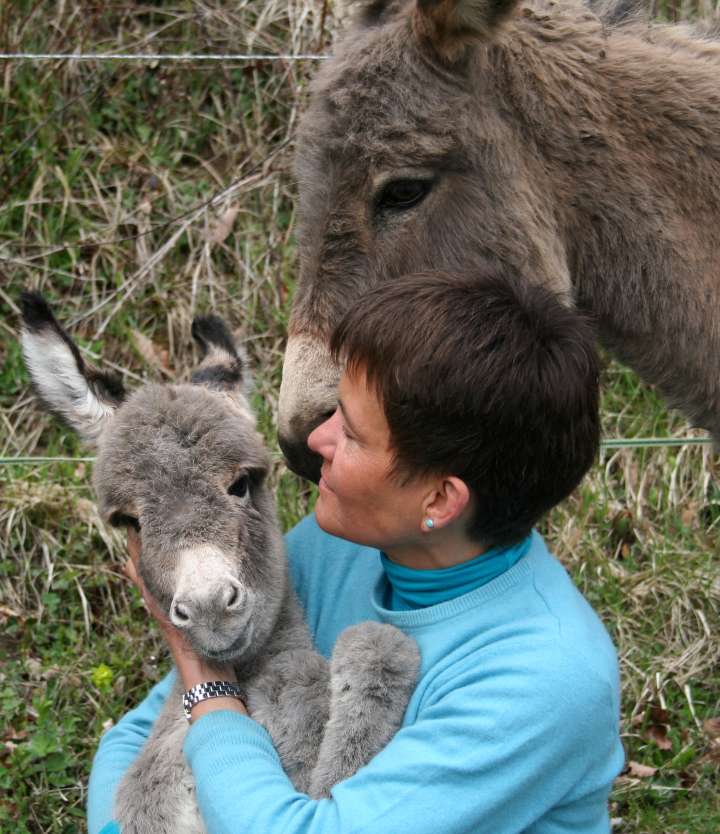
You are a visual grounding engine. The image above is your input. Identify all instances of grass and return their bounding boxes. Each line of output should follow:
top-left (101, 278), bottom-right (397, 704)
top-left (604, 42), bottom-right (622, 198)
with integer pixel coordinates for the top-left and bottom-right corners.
top-left (0, 1), bottom-right (719, 832)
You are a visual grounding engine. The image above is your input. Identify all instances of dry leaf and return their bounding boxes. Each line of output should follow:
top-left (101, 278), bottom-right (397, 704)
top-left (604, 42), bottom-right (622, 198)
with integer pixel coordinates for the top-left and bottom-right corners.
top-left (132, 330), bottom-right (173, 377)
top-left (646, 724), bottom-right (672, 751)
top-left (650, 705), bottom-right (670, 725)
top-left (703, 718), bottom-right (720, 739)
top-left (626, 760), bottom-right (657, 778)
top-left (0, 605), bottom-right (23, 623)
top-left (705, 741), bottom-right (720, 764)
top-left (209, 205), bottom-right (240, 244)
top-left (138, 198), bottom-right (152, 215)
top-left (680, 503), bottom-right (699, 528)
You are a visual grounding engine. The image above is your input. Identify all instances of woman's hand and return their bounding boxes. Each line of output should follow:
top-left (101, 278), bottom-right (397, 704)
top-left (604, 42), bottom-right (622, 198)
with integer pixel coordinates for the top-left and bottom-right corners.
top-left (124, 529), bottom-right (247, 721)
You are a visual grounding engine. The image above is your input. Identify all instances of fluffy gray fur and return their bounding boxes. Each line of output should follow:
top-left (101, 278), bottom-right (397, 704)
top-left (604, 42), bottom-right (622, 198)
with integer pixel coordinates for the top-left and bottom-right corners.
top-left (20, 300), bottom-right (420, 834)
top-left (279, 0), bottom-right (720, 478)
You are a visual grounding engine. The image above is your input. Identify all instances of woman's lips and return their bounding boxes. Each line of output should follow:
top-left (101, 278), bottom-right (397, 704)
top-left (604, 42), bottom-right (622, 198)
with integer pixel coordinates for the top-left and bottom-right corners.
top-left (319, 469), bottom-right (334, 493)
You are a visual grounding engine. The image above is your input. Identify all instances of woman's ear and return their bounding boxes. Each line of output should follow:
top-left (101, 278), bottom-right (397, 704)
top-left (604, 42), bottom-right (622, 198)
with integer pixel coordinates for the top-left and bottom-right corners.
top-left (421, 476), bottom-right (471, 531)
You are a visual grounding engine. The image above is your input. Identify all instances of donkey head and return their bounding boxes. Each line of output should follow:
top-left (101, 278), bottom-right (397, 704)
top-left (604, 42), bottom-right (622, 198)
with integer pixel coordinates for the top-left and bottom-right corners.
top-left (279, 0), bottom-right (597, 478)
top-left (20, 294), bottom-right (286, 663)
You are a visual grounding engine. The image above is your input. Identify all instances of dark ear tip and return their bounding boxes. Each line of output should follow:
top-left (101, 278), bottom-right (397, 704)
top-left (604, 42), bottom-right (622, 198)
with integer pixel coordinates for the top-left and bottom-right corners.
top-left (191, 314), bottom-right (238, 358)
top-left (190, 316), bottom-right (210, 341)
top-left (191, 313), bottom-right (228, 336)
top-left (20, 291), bottom-right (56, 331)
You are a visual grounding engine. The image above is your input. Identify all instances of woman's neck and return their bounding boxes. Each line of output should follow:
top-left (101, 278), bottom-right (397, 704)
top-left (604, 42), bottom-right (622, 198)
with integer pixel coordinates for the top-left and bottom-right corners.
top-left (384, 526), bottom-right (486, 571)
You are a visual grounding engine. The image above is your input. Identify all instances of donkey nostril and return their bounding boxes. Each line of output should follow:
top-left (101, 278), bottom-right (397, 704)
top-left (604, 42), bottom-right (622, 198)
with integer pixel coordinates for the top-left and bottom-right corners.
top-left (171, 601), bottom-right (191, 625)
top-left (226, 584), bottom-right (240, 609)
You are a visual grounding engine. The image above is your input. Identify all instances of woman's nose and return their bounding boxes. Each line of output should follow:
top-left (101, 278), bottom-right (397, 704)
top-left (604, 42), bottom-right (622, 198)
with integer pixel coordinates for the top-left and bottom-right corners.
top-left (308, 409), bottom-right (339, 460)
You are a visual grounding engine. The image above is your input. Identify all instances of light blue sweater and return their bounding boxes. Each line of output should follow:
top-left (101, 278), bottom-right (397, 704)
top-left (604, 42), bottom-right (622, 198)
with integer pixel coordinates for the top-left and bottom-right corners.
top-left (88, 515), bottom-right (624, 834)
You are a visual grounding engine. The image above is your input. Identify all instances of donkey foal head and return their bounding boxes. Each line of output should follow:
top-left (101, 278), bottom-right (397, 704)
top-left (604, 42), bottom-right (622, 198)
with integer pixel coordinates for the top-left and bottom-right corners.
top-left (20, 294), bottom-right (286, 663)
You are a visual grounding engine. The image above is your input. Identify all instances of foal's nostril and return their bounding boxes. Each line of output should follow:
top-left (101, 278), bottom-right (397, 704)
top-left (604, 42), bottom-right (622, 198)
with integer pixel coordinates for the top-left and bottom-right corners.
top-left (225, 581), bottom-right (243, 610)
top-left (171, 600), bottom-right (192, 626)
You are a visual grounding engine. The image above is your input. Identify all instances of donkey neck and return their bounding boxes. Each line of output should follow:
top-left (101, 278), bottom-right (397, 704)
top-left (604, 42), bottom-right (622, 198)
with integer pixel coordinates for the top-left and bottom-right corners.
top-left (491, 11), bottom-right (720, 302)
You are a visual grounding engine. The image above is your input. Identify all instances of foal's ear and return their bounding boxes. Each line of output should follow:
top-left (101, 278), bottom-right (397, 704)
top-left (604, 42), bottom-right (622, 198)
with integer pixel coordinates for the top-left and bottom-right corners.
top-left (20, 292), bottom-right (125, 447)
top-left (190, 315), bottom-right (254, 413)
top-left (414, 0), bottom-right (521, 59)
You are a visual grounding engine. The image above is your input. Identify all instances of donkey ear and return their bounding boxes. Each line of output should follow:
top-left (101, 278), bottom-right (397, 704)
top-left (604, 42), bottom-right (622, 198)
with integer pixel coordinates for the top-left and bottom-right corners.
top-left (343, 0), bottom-right (403, 28)
top-left (190, 315), bottom-right (253, 411)
top-left (20, 292), bottom-right (125, 447)
top-left (415, 0), bottom-right (521, 59)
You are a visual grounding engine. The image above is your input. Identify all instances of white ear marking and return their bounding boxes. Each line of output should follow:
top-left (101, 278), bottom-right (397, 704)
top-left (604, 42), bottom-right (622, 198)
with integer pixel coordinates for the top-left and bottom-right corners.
top-left (21, 329), bottom-right (117, 445)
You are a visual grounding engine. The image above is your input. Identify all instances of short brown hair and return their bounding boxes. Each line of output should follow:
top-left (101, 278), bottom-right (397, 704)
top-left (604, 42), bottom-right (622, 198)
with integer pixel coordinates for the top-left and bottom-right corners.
top-left (330, 268), bottom-right (600, 547)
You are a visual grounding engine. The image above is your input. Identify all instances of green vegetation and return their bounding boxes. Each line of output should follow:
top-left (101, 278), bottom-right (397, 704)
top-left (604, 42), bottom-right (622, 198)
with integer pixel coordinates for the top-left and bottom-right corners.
top-left (0, 1), bottom-right (718, 832)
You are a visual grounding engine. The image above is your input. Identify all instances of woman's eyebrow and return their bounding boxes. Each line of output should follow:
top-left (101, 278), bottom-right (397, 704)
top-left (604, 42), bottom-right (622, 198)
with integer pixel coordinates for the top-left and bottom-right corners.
top-left (337, 399), bottom-right (363, 439)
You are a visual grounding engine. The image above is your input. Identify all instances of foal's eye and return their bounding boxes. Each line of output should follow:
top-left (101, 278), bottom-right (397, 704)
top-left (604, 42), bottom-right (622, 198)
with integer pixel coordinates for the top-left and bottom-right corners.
top-left (228, 475), bottom-right (250, 500)
top-left (110, 513), bottom-right (141, 532)
top-left (376, 179), bottom-right (433, 211)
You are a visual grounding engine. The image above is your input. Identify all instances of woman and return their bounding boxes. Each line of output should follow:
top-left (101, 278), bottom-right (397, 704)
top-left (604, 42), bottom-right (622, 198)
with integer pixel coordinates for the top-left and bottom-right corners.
top-left (89, 268), bottom-right (624, 834)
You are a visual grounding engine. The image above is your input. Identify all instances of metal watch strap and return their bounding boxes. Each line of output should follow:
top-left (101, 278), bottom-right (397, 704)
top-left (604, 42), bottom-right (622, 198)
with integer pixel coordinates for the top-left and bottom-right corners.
top-left (182, 680), bottom-right (244, 721)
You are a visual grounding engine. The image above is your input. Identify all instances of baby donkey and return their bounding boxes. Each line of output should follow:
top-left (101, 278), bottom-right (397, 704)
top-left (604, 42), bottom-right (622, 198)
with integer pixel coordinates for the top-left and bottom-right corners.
top-left (20, 293), bottom-right (419, 834)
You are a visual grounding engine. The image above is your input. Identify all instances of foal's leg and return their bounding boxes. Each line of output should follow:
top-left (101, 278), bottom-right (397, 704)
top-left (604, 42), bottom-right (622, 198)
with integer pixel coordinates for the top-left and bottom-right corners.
top-left (308, 622), bottom-right (420, 798)
top-left (115, 680), bottom-right (205, 834)
top-left (244, 648), bottom-right (331, 793)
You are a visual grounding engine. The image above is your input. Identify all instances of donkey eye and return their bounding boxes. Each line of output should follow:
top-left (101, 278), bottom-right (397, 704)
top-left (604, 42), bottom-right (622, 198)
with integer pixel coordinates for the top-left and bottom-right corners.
top-left (110, 513), bottom-right (141, 532)
top-left (376, 179), bottom-right (432, 211)
top-left (228, 475), bottom-right (250, 500)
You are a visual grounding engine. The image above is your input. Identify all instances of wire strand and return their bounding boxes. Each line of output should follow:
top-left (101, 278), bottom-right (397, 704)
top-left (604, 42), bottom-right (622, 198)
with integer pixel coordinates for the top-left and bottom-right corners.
top-left (0, 437), bottom-right (715, 466)
top-left (0, 52), bottom-right (328, 61)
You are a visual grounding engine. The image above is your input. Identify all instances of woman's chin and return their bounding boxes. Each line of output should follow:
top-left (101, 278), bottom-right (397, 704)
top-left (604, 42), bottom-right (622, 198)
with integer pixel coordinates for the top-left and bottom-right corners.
top-left (313, 499), bottom-right (341, 537)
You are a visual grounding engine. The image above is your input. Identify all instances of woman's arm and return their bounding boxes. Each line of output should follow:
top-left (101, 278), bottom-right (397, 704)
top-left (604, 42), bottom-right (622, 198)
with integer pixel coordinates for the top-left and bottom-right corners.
top-left (86, 669), bottom-right (176, 834)
top-left (183, 664), bottom-right (622, 834)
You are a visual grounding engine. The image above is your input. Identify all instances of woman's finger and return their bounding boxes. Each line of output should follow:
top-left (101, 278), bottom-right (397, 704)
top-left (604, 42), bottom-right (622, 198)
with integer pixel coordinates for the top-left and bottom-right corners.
top-left (123, 556), bottom-right (138, 584)
top-left (127, 527), bottom-right (142, 566)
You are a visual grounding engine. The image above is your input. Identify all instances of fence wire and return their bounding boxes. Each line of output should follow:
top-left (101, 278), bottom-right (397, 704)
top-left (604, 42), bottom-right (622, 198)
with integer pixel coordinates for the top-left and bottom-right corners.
top-left (0, 437), bottom-right (715, 467)
top-left (0, 53), bottom-right (327, 61)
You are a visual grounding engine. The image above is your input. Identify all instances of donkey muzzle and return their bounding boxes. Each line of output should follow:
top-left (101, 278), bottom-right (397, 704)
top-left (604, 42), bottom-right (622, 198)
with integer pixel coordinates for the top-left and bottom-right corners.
top-left (171, 546), bottom-right (251, 640)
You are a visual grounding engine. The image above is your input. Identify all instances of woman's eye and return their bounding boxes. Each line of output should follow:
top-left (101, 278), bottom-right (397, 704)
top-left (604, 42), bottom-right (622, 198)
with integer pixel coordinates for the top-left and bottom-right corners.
top-left (228, 475), bottom-right (249, 499)
top-left (376, 179), bottom-right (432, 211)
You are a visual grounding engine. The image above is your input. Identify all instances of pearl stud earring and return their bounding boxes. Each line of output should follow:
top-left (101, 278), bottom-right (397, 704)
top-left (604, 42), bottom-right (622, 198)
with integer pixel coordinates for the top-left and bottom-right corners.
top-left (424, 518), bottom-right (435, 530)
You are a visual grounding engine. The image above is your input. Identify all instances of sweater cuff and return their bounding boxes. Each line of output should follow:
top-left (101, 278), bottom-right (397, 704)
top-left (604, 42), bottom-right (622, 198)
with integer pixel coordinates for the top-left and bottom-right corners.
top-left (183, 710), bottom-right (279, 769)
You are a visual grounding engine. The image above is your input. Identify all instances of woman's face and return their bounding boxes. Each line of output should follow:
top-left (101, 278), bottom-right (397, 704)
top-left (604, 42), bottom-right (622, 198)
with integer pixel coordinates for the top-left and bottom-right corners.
top-left (307, 368), bottom-right (432, 550)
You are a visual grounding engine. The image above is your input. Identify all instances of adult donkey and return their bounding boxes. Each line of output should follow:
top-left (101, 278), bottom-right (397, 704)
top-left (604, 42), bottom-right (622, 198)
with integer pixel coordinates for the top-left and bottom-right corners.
top-left (278, 0), bottom-right (720, 481)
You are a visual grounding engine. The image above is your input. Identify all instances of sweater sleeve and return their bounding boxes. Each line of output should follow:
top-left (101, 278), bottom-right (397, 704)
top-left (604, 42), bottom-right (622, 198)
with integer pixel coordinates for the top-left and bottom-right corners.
top-left (183, 660), bottom-right (622, 834)
top-left (87, 670), bottom-right (176, 834)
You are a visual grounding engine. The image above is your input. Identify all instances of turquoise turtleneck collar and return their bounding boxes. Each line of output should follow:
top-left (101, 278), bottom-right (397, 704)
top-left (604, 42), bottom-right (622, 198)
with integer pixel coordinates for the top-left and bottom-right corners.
top-left (380, 534), bottom-right (532, 611)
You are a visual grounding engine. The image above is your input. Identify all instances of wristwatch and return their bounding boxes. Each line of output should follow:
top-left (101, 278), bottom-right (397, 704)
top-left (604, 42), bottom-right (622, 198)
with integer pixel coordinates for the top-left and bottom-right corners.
top-left (182, 680), bottom-right (245, 722)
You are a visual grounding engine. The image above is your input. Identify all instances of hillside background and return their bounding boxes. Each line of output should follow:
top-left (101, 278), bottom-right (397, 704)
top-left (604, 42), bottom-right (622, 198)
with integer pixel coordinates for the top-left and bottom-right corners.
top-left (0, 1), bottom-right (718, 831)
